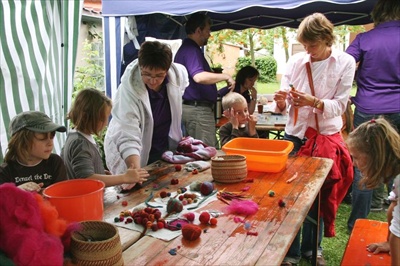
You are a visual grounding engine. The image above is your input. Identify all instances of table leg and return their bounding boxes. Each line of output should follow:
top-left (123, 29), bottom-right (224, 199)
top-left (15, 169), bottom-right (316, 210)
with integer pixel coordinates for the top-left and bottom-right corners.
top-left (312, 192), bottom-right (321, 266)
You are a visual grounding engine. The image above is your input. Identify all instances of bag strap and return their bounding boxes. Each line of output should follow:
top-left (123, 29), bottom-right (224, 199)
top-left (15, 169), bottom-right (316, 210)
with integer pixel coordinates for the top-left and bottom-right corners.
top-left (306, 62), bottom-right (320, 134)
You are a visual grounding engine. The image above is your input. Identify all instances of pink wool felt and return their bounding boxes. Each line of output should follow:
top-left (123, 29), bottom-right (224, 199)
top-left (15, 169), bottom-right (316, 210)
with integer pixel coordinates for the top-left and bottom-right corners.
top-left (224, 200), bottom-right (259, 215)
top-left (0, 183), bottom-right (64, 265)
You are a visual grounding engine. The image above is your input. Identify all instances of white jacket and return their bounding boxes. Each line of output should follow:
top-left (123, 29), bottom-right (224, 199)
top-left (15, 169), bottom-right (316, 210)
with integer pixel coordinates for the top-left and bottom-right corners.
top-left (104, 59), bottom-right (189, 174)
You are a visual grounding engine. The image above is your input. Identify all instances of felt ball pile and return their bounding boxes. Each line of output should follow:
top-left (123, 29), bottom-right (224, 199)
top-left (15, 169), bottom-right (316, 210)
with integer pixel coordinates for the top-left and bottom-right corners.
top-left (178, 193), bottom-right (198, 205)
top-left (159, 190), bottom-right (171, 198)
top-left (177, 187), bottom-right (187, 194)
top-left (114, 207), bottom-right (166, 231)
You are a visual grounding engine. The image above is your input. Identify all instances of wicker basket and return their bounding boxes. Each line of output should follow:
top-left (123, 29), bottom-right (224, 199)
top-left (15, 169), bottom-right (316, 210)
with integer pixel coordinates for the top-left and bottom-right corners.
top-left (70, 221), bottom-right (123, 266)
top-left (211, 155), bottom-right (247, 183)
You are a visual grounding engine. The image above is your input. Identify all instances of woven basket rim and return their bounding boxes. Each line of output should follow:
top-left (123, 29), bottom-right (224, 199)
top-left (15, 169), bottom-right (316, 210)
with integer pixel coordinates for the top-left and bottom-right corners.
top-left (211, 154), bottom-right (246, 161)
top-left (72, 220), bottom-right (119, 244)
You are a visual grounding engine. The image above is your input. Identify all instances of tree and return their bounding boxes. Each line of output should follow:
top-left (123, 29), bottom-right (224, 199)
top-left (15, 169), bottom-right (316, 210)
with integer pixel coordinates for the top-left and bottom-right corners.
top-left (73, 24), bottom-right (104, 96)
top-left (207, 28), bottom-right (274, 67)
top-left (208, 25), bottom-right (365, 66)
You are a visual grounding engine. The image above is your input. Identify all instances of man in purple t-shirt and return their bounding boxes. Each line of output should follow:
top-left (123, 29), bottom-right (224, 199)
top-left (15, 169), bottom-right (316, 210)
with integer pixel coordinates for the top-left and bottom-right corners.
top-left (345, 0), bottom-right (400, 232)
top-left (174, 12), bottom-right (235, 147)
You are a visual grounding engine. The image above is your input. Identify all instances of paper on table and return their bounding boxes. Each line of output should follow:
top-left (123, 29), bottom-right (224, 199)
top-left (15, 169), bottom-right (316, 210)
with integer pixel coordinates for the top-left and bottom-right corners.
top-left (257, 114), bottom-right (287, 125)
top-left (105, 187), bottom-right (218, 241)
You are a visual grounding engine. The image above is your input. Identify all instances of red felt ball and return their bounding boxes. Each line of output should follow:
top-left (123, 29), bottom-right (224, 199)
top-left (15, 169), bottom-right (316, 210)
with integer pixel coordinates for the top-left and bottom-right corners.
top-left (184, 212), bottom-right (195, 222)
top-left (175, 165), bottom-right (182, 171)
top-left (160, 191), bottom-right (168, 198)
top-left (121, 200), bottom-right (128, 207)
top-left (182, 224), bottom-right (202, 241)
top-left (200, 181), bottom-right (214, 196)
top-left (151, 224), bottom-right (159, 231)
top-left (210, 218), bottom-right (218, 225)
top-left (157, 221), bottom-right (165, 229)
top-left (199, 212), bottom-right (211, 224)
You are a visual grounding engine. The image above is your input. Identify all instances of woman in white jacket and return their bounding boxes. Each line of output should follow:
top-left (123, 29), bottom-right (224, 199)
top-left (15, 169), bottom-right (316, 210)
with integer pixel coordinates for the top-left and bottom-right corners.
top-left (104, 41), bottom-right (189, 189)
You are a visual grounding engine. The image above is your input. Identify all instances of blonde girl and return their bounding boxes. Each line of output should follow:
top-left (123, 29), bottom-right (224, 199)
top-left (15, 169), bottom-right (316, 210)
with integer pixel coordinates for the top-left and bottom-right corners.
top-left (346, 118), bottom-right (400, 265)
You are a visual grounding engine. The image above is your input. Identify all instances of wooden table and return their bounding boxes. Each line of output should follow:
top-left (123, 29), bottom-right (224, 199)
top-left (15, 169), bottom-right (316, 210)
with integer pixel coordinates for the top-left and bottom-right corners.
top-left (103, 156), bottom-right (333, 265)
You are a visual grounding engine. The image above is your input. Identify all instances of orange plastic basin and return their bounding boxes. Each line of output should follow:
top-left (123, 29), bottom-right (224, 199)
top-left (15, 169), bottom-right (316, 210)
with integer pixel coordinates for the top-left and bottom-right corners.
top-left (43, 179), bottom-right (105, 223)
top-left (222, 138), bottom-right (293, 172)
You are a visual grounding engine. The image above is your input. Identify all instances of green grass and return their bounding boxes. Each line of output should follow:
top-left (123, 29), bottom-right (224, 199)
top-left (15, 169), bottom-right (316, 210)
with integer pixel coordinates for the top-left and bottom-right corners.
top-left (297, 203), bottom-right (387, 266)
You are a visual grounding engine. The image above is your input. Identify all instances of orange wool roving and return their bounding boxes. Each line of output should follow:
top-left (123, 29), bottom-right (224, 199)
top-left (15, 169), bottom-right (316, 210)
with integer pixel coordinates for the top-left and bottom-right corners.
top-left (182, 224), bottom-right (202, 241)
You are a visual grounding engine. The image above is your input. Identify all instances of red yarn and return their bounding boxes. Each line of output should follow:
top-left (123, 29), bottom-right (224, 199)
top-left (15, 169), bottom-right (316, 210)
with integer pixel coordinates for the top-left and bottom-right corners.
top-left (182, 224), bottom-right (202, 241)
top-left (0, 183), bottom-right (64, 265)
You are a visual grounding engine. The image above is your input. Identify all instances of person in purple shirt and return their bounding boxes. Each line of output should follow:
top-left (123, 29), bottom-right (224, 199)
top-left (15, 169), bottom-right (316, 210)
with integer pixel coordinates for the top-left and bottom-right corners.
top-left (174, 12), bottom-right (235, 147)
top-left (346, 0), bottom-right (400, 233)
top-left (104, 41), bottom-right (189, 190)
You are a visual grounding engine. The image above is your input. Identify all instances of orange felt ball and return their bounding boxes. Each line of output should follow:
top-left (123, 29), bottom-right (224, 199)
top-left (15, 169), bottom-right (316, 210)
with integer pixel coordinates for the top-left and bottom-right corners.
top-left (210, 217), bottom-right (218, 225)
top-left (199, 212), bottom-right (210, 224)
top-left (182, 224), bottom-right (202, 241)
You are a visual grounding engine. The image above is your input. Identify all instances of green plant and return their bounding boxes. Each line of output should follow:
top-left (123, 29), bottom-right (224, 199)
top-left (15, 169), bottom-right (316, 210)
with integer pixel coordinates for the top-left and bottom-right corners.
top-left (73, 38), bottom-right (104, 96)
top-left (212, 62), bottom-right (223, 69)
top-left (236, 56), bottom-right (277, 83)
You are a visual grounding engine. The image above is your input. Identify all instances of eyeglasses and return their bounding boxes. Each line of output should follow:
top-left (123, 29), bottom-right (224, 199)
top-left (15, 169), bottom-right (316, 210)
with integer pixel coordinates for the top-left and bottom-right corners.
top-left (140, 72), bottom-right (167, 82)
top-left (34, 131), bottom-right (56, 141)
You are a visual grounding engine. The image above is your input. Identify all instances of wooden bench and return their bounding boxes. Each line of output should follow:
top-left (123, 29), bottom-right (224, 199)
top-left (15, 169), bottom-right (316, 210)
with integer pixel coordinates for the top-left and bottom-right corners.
top-left (341, 219), bottom-right (391, 265)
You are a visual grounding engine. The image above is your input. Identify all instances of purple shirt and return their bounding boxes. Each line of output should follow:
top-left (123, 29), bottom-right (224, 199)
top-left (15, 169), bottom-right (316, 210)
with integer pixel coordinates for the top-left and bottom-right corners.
top-left (174, 38), bottom-right (217, 103)
top-left (346, 21), bottom-right (400, 114)
top-left (147, 82), bottom-right (171, 164)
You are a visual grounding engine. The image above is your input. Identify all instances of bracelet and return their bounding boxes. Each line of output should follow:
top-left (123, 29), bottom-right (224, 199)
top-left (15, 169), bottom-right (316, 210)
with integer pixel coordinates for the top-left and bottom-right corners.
top-left (313, 98), bottom-right (320, 108)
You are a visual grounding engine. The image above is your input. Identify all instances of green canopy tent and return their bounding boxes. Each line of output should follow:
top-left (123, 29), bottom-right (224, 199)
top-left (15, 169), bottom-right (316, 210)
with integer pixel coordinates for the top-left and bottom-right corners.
top-left (0, 0), bottom-right (83, 161)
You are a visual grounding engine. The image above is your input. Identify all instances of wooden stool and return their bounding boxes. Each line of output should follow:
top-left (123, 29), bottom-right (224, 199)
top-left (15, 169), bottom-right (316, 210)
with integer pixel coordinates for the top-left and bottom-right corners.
top-left (341, 219), bottom-right (391, 266)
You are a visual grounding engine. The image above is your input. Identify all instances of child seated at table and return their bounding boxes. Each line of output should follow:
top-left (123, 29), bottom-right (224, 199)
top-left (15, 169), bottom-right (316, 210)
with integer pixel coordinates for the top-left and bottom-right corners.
top-left (219, 92), bottom-right (258, 147)
top-left (0, 111), bottom-right (67, 192)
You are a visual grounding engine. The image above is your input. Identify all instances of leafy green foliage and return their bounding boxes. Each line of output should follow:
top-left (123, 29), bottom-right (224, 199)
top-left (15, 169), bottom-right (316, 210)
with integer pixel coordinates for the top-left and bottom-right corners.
top-left (236, 56), bottom-right (277, 83)
top-left (73, 38), bottom-right (104, 96)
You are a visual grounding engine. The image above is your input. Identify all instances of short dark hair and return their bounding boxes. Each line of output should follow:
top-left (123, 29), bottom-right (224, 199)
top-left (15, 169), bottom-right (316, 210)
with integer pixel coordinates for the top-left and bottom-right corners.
top-left (371, 0), bottom-right (400, 26)
top-left (185, 12), bottom-right (212, 35)
top-left (138, 41), bottom-right (172, 71)
top-left (235, 66), bottom-right (259, 86)
top-left (68, 88), bottom-right (112, 136)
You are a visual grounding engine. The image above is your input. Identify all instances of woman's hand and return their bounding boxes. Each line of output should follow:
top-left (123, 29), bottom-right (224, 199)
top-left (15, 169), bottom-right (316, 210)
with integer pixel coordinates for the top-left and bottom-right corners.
top-left (290, 91), bottom-right (315, 108)
top-left (124, 168), bottom-right (149, 185)
top-left (274, 91), bottom-right (288, 111)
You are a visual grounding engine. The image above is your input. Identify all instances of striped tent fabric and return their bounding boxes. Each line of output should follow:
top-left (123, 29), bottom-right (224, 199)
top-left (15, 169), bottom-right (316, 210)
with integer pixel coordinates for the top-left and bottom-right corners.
top-left (0, 0), bottom-right (83, 161)
top-left (104, 16), bottom-right (126, 99)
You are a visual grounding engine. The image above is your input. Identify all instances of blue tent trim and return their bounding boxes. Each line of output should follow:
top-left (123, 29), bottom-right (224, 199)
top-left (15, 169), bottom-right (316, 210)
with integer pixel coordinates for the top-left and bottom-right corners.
top-left (102, 0), bottom-right (377, 98)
